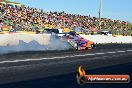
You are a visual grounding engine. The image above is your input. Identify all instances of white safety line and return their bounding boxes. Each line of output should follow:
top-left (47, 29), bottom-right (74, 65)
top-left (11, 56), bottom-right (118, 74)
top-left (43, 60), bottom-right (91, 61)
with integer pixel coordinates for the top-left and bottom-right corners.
top-left (107, 52), bottom-right (116, 54)
top-left (0, 50), bottom-right (131, 64)
top-left (0, 54), bottom-right (96, 64)
top-left (75, 54), bottom-right (96, 56)
top-left (127, 50), bottom-right (132, 52)
top-left (95, 53), bottom-right (105, 55)
top-left (117, 51), bottom-right (126, 53)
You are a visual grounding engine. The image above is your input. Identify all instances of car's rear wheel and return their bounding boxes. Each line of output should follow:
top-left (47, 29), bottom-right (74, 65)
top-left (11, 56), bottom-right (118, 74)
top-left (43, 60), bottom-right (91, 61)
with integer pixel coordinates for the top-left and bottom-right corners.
top-left (77, 46), bottom-right (81, 50)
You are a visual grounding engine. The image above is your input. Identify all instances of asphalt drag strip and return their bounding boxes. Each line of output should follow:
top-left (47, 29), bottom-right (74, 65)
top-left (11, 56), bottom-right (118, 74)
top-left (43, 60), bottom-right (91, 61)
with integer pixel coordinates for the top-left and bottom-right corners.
top-left (0, 44), bottom-right (132, 84)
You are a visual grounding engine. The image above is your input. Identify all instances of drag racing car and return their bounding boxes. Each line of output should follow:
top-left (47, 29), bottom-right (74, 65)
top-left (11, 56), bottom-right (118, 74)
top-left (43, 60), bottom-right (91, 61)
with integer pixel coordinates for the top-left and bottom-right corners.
top-left (61, 31), bottom-right (95, 50)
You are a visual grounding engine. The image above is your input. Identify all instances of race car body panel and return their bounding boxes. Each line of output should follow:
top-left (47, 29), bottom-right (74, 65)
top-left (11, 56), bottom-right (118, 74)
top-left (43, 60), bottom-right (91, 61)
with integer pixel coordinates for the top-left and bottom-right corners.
top-left (61, 32), bottom-right (95, 50)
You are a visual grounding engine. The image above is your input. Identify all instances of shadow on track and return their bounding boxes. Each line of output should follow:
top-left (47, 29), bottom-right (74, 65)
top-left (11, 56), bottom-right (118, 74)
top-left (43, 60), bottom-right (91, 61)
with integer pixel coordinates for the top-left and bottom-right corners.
top-left (0, 62), bottom-right (132, 88)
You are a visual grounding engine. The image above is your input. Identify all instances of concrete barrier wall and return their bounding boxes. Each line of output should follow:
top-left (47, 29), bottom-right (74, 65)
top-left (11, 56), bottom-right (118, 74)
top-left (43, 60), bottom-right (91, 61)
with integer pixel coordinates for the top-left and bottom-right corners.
top-left (80, 35), bottom-right (132, 44)
top-left (0, 34), bottom-right (51, 46)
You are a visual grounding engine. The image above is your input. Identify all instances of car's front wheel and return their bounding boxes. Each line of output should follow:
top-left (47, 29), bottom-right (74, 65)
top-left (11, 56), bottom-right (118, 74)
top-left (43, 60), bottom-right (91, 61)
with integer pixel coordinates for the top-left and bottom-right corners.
top-left (91, 44), bottom-right (96, 49)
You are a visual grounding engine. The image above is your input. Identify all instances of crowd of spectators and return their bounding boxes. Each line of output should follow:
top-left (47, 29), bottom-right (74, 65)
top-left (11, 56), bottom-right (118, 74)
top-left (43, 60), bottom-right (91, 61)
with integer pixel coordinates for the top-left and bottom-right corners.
top-left (0, 1), bottom-right (132, 34)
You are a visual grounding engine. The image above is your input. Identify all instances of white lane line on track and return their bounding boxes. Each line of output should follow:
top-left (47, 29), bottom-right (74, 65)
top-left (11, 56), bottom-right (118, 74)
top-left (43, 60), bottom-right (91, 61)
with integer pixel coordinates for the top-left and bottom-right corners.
top-left (0, 50), bottom-right (130, 64)
top-left (107, 52), bottom-right (116, 54)
top-left (75, 54), bottom-right (96, 56)
top-left (117, 51), bottom-right (126, 53)
top-left (95, 53), bottom-right (105, 55)
top-left (127, 50), bottom-right (132, 52)
top-left (0, 54), bottom-right (96, 64)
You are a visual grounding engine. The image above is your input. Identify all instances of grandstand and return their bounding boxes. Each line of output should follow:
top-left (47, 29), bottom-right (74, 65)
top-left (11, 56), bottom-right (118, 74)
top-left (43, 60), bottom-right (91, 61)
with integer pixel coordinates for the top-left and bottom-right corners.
top-left (0, 0), bottom-right (132, 35)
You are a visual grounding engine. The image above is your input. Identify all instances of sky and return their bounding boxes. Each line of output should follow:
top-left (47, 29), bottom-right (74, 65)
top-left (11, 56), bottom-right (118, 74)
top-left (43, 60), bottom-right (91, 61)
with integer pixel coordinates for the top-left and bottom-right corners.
top-left (10, 0), bottom-right (132, 23)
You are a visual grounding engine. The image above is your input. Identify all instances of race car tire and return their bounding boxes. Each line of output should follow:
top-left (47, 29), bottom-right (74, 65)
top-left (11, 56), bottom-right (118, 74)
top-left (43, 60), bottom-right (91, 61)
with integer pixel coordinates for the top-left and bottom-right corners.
top-left (91, 44), bottom-right (96, 49)
top-left (77, 46), bottom-right (81, 50)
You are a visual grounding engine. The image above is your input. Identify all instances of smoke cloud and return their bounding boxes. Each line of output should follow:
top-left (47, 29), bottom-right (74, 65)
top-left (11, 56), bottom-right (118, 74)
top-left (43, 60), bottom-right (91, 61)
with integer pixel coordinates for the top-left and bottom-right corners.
top-left (0, 34), bottom-right (71, 54)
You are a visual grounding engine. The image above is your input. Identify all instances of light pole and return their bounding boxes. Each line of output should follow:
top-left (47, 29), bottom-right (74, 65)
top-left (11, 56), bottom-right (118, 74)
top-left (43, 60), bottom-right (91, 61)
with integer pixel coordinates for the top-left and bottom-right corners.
top-left (99, 0), bottom-right (102, 30)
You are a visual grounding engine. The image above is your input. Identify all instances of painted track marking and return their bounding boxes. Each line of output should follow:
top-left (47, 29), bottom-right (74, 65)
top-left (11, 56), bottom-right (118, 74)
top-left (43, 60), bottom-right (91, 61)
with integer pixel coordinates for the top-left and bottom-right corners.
top-left (127, 50), bottom-right (132, 52)
top-left (107, 52), bottom-right (116, 54)
top-left (96, 53), bottom-right (105, 55)
top-left (117, 51), bottom-right (126, 53)
top-left (0, 50), bottom-right (131, 64)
